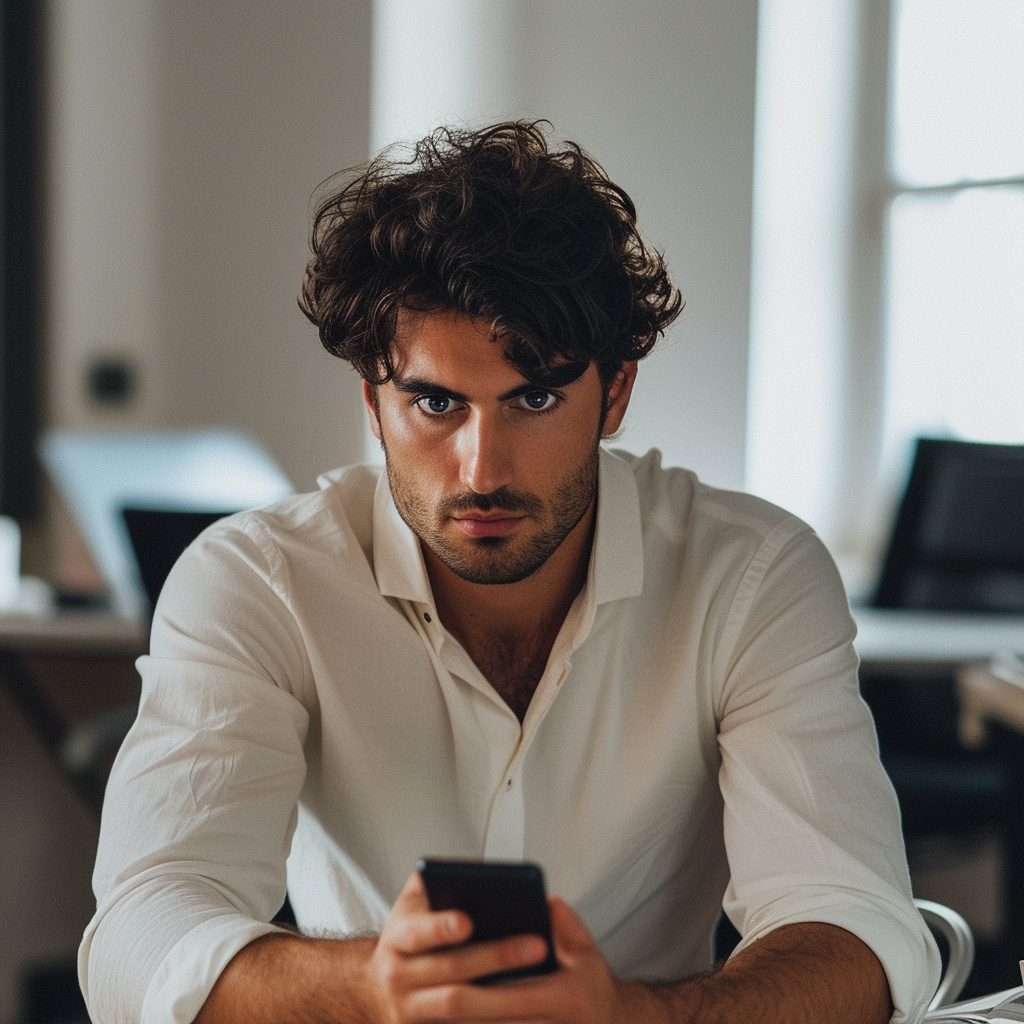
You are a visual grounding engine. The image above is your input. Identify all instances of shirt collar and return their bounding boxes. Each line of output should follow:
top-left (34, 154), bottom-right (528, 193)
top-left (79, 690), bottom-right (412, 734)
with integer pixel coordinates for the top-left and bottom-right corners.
top-left (591, 447), bottom-right (645, 604)
top-left (371, 445), bottom-right (644, 608)
top-left (372, 470), bottom-right (436, 607)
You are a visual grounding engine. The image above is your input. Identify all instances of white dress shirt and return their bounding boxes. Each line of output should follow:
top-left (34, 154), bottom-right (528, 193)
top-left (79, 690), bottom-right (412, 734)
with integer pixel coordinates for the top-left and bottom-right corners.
top-left (80, 447), bottom-right (939, 1024)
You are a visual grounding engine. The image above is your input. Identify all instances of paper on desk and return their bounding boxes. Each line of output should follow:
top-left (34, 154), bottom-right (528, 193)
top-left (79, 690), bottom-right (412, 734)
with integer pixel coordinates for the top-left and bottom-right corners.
top-left (925, 985), bottom-right (1024, 1021)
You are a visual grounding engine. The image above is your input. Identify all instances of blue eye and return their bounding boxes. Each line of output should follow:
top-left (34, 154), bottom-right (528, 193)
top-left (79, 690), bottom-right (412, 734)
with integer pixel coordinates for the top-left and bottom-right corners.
top-left (519, 391), bottom-right (556, 411)
top-left (420, 395), bottom-right (451, 414)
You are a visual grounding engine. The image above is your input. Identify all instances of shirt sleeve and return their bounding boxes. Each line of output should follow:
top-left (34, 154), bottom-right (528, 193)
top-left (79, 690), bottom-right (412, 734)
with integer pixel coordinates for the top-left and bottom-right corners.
top-left (79, 518), bottom-right (313, 1024)
top-left (715, 520), bottom-right (941, 1024)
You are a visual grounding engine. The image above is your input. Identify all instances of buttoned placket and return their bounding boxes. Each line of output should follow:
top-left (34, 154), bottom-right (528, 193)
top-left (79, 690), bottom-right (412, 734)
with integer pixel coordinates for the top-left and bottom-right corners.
top-left (480, 654), bottom-right (573, 860)
top-left (403, 597), bottom-right (582, 861)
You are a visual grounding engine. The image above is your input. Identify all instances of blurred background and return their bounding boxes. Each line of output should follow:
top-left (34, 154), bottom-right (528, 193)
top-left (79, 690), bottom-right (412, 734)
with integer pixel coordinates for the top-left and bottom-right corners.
top-left (1, 0), bottom-right (1022, 1020)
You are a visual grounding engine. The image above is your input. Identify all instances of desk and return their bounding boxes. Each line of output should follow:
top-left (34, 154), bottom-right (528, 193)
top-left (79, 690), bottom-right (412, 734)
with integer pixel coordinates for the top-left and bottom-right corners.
top-left (0, 611), bottom-right (145, 654)
top-left (852, 608), bottom-right (1024, 669)
top-left (0, 612), bottom-right (147, 811)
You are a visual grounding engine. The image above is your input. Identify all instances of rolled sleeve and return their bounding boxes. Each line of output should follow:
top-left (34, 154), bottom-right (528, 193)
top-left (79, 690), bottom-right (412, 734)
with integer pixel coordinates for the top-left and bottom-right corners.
top-left (717, 524), bottom-right (940, 1022)
top-left (80, 521), bottom-right (312, 1024)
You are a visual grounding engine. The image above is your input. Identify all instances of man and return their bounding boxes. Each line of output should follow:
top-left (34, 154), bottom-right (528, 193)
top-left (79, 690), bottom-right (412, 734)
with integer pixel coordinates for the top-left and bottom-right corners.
top-left (81, 122), bottom-right (938, 1023)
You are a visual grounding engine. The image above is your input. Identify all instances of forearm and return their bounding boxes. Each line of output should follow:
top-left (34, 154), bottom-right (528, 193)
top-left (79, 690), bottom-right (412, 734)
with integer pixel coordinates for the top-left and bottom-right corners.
top-left (619, 923), bottom-right (893, 1024)
top-left (194, 932), bottom-right (381, 1024)
top-left (194, 917), bottom-right (893, 1024)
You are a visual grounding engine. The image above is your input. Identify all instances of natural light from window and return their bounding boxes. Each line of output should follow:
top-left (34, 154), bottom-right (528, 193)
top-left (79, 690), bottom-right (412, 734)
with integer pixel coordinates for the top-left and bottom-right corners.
top-left (891, 0), bottom-right (1024, 186)
top-left (882, 0), bottom-right (1024, 482)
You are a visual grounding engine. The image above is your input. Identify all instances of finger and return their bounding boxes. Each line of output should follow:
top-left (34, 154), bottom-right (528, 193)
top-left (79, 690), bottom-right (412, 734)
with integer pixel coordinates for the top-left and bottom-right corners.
top-left (383, 904), bottom-right (472, 956)
top-left (392, 867), bottom-right (430, 914)
top-left (382, 871), bottom-right (472, 954)
top-left (400, 932), bottom-right (550, 990)
top-left (402, 951), bottom-right (554, 1023)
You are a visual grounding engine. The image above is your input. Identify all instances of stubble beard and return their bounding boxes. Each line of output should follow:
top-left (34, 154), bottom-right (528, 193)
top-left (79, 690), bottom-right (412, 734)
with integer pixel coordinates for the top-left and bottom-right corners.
top-left (382, 440), bottom-right (600, 586)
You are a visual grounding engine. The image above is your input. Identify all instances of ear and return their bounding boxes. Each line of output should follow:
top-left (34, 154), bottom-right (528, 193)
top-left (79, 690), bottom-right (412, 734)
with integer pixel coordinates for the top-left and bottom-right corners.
top-left (362, 379), bottom-right (383, 441)
top-left (600, 361), bottom-right (638, 437)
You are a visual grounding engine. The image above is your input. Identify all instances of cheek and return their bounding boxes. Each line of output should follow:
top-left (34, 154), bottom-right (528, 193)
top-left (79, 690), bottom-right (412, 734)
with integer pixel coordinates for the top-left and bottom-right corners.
top-left (383, 420), bottom-right (456, 486)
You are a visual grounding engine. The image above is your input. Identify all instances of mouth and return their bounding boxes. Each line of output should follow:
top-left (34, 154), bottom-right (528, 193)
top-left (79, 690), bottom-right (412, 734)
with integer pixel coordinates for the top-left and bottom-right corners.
top-left (452, 512), bottom-right (526, 538)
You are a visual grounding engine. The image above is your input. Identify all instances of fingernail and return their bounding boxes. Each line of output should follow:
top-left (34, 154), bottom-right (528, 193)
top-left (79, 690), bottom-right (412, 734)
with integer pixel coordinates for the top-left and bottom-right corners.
top-left (517, 936), bottom-right (545, 962)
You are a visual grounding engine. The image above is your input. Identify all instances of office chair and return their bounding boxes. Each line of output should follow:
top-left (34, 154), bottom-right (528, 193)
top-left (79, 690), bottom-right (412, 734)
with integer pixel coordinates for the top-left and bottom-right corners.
top-left (917, 898), bottom-right (975, 1011)
top-left (872, 437), bottom-right (1024, 615)
top-left (864, 438), bottom-right (1024, 831)
top-left (862, 436), bottom-right (1024, 991)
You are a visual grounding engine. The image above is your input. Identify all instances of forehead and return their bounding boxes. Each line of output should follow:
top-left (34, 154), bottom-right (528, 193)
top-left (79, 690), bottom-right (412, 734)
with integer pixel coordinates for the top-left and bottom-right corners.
top-left (389, 308), bottom-right (589, 390)
top-left (391, 308), bottom-right (495, 362)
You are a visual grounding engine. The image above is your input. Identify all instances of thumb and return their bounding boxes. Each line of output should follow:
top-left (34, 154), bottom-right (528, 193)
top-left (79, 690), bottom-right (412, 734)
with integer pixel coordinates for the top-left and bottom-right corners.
top-left (393, 867), bottom-right (431, 915)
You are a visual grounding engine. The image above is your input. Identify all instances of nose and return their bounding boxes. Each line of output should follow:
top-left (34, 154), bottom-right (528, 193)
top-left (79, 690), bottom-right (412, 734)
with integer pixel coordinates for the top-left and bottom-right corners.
top-left (457, 410), bottom-right (514, 495)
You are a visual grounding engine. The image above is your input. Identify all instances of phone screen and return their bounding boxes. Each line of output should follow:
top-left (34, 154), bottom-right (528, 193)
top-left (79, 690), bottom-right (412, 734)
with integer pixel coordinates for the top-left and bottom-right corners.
top-left (417, 858), bottom-right (559, 985)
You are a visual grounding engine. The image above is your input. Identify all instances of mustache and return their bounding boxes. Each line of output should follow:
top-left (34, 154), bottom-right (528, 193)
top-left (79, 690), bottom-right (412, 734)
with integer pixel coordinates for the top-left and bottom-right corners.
top-left (438, 487), bottom-right (544, 517)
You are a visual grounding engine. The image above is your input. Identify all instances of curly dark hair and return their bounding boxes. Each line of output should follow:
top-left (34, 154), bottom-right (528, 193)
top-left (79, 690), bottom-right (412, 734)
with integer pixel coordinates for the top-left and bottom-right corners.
top-left (298, 121), bottom-right (682, 389)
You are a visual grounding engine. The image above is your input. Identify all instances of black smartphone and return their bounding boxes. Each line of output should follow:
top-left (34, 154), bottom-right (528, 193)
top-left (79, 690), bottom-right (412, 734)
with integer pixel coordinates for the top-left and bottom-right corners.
top-left (417, 858), bottom-right (559, 985)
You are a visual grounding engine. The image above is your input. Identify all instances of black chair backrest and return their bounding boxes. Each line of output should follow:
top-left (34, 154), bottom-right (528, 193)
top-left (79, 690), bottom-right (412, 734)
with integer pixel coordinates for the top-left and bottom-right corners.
top-left (872, 437), bottom-right (1024, 613)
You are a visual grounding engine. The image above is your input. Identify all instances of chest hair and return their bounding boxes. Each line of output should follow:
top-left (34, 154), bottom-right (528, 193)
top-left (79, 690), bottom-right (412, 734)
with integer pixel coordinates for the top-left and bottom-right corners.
top-left (467, 630), bottom-right (552, 724)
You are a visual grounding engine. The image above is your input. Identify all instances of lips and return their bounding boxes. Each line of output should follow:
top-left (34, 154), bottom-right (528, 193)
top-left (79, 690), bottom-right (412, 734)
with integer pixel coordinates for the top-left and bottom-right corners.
top-left (452, 513), bottom-right (525, 538)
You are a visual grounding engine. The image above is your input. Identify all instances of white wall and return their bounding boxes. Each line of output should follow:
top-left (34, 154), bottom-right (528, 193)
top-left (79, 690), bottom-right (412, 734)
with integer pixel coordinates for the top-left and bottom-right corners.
top-left (46, 0), bottom-right (163, 429)
top-left (745, 0), bottom-right (861, 544)
top-left (513, 1), bottom-right (758, 490)
top-left (153, 2), bottom-right (371, 492)
top-left (45, 0), bottom-right (372, 495)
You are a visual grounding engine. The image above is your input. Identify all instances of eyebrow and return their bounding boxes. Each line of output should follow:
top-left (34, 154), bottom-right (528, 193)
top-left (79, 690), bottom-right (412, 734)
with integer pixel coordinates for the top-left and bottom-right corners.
top-left (391, 377), bottom-right (470, 402)
top-left (391, 369), bottom-right (586, 403)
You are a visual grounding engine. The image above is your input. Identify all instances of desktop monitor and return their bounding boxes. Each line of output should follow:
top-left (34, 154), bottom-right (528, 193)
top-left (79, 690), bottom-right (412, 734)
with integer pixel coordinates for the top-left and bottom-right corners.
top-left (41, 429), bottom-right (294, 618)
top-left (872, 437), bottom-right (1024, 613)
top-left (121, 507), bottom-right (235, 614)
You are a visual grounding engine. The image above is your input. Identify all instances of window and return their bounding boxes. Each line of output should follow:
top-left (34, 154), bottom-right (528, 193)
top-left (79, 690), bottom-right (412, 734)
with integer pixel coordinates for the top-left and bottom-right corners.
top-left (746, 0), bottom-right (1024, 586)
top-left (881, 0), bottom-right (1024, 484)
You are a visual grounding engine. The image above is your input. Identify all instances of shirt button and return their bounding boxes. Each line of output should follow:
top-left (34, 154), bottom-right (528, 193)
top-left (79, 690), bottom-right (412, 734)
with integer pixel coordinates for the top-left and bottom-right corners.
top-left (505, 778), bottom-right (513, 789)
top-left (424, 612), bottom-right (432, 623)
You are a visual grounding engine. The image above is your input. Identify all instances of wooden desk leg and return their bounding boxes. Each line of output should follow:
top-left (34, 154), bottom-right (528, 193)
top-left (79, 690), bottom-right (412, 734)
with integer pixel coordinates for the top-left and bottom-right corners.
top-left (0, 650), bottom-right (66, 754)
top-left (0, 650), bottom-right (104, 813)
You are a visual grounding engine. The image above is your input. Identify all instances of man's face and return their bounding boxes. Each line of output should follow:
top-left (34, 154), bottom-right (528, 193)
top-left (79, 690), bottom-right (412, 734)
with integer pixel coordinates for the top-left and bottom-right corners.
top-left (363, 310), bottom-right (636, 586)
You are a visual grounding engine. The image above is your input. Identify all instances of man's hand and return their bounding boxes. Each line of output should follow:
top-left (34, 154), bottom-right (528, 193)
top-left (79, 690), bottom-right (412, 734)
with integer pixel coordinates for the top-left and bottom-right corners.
top-left (196, 869), bottom-right (632, 1024)
top-left (365, 869), bottom-right (549, 1019)
top-left (367, 871), bottom-right (895, 1024)
top-left (197, 872), bottom-right (892, 1024)
top-left (365, 871), bottom-right (635, 1023)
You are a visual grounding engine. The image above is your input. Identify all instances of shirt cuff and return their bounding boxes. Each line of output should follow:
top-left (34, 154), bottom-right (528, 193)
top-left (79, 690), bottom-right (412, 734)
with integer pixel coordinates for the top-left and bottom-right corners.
top-left (729, 891), bottom-right (941, 1023)
top-left (141, 914), bottom-right (287, 1024)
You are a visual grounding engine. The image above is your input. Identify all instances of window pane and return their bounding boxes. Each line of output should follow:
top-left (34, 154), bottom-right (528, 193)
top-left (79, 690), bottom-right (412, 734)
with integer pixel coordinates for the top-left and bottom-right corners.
top-left (891, 0), bottom-right (1024, 186)
top-left (884, 185), bottom-right (1024, 464)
